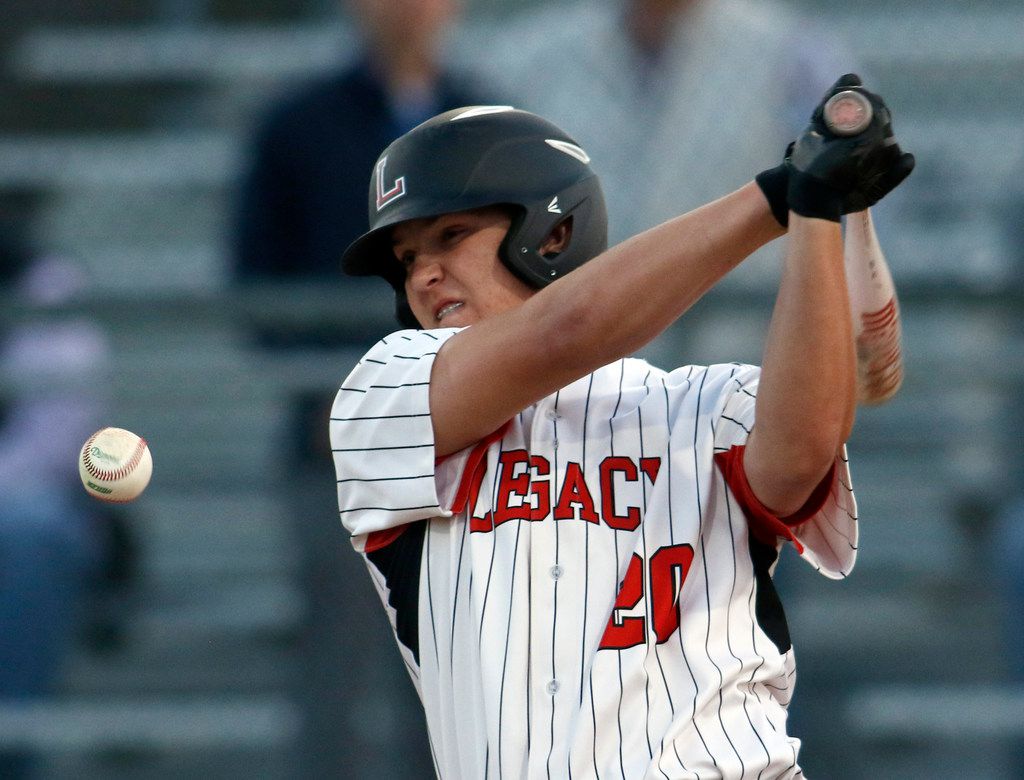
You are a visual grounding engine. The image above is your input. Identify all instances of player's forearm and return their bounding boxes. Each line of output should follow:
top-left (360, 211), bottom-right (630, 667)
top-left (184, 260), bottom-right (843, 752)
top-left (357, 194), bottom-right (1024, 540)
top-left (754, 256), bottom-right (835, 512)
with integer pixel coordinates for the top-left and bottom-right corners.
top-left (743, 214), bottom-right (856, 516)
top-left (429, 183), bottom-right (782, 457)
top-left (542, 182), bottom-right (784, 369)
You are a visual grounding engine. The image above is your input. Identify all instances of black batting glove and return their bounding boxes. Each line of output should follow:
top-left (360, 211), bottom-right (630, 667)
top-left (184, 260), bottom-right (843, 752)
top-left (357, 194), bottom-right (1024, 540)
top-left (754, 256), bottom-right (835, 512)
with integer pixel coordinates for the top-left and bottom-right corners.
top-left (840, 144), bottom-right (916, 213)
top-left (755, 147), bottom-right (793, 228)
top-left (757, 74), bottom-right (915, 226)
top-left (789, 73), bottom-right (888, 222)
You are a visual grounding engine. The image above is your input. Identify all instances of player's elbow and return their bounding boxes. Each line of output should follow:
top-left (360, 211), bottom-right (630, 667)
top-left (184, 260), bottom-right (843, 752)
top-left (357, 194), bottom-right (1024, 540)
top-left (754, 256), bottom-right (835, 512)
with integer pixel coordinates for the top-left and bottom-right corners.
top-left (745, 427), bottom-right (844, 517)
top-left (754, 454), bottom-right (836, 518)
top-left (800, 417), bottom-right (850, 479)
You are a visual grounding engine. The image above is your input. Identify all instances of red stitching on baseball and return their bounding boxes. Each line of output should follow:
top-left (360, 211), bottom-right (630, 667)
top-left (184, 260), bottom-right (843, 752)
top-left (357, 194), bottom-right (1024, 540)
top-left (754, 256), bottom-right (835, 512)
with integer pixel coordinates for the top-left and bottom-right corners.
top-left (82, 430), bottom-right (147, 483)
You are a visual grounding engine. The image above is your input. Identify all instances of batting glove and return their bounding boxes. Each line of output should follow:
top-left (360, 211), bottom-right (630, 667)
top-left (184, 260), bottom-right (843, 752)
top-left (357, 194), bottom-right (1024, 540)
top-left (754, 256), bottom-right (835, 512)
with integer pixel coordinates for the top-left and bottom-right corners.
top-left (756, 74), bottom-right (915, 226)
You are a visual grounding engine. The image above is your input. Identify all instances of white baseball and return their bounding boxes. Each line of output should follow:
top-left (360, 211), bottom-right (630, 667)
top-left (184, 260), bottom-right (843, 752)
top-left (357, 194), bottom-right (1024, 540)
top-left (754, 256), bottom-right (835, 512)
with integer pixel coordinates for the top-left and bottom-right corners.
top-left (79, 427), bottom-right (153, 502)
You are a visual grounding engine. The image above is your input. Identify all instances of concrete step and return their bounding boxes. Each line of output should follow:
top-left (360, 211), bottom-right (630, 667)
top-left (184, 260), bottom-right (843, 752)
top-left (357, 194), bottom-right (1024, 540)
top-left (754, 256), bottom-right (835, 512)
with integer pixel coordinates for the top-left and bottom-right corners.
top-left (0, 81), bottom-right (205, 134)
top-left (132, 492), bottom-right (300, 577)
top-left (0, 132), bottom-right (236, 189)
top-left (839, 684), bottom-right (1024, 780)
top-left (10, 22), bottom-right (352, 84)
top-left (0, 696), bottom-right (300, 752)
top-left (41, 747), bottom-right (295, 780)
top-left (783, 578), bottom-right (1004, 682)
top-left (37, 187), bottom-right (229, 257)
top-left (61, 636), bottom-right (297, 696)
top-left (12, 8), bottom-right (1024, 87)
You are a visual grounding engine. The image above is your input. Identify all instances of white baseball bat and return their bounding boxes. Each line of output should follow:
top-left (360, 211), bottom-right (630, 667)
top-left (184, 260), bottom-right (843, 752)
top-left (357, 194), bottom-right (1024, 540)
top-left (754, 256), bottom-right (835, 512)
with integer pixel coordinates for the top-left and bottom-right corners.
top-left (844, 209), bottom-right (903, 404)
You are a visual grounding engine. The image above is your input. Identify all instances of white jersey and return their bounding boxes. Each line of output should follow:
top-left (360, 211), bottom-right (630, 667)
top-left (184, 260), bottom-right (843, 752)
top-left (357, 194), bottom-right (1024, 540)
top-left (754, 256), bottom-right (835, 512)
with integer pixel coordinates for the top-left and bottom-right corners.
top-left (331, 328), bottom-right (858, 779)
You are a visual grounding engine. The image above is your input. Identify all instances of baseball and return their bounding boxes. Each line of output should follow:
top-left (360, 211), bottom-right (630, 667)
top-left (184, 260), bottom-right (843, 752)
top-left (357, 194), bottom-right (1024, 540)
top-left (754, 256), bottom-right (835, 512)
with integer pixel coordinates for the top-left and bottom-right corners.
top-left (79, 427), bottom-right (153, 503)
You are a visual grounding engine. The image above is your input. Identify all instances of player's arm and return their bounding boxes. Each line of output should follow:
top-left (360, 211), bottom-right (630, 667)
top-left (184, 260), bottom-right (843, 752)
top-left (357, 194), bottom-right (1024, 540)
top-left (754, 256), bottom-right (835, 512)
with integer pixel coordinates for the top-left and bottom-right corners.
top-left (431, 75), bottom-right (913, 459)
top-left (742, 212), bottom-right (854, 516)
top-left (756, 80), bottom-right (912, 409)
top-left (430, 181), bottom-right (784, 457)
top-left (742, 76), bottom-right (914, 514)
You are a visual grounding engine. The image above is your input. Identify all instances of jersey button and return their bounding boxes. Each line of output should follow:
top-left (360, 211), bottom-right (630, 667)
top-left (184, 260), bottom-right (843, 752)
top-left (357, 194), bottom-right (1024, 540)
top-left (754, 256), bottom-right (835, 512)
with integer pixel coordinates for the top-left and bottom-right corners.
top-left (546, 409), bottom-right (561, 421)
top-left (546, 679), bottom-right (560, 695)
top-left (549, 565), bottom-right (564, 580)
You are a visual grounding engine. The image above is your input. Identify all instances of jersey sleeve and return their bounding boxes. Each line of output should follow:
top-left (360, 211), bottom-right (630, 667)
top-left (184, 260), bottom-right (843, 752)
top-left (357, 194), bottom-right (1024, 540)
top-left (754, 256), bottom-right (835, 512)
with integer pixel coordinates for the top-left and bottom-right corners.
top-left (330, 328), bottom-right (470, 549)
top-left (711, 364), bottom-right (859, 580)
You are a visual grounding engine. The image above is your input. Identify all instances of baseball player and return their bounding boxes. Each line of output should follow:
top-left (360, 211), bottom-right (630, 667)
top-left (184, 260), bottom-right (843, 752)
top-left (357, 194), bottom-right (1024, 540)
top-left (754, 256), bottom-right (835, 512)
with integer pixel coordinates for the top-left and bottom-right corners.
top-left (331, 75), bottom-right (913, 778)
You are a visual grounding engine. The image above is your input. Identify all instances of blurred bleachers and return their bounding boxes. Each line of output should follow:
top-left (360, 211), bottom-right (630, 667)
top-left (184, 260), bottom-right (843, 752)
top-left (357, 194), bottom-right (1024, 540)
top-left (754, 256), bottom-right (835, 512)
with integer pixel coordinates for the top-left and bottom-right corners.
top-left (1, 0), bottom-right (1022, 777)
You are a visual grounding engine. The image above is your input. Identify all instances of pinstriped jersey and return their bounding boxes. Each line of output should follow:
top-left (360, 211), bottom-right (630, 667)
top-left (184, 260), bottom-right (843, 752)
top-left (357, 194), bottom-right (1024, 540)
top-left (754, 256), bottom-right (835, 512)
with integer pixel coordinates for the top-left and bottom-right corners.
top-left (331, 328), bottom-right (858, 779)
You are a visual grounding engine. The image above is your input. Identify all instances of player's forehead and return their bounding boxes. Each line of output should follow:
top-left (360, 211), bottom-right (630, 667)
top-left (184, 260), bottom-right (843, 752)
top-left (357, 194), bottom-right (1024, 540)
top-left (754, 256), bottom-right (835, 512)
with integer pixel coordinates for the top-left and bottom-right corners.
top-left (390, 205), bottom-right (512, 246)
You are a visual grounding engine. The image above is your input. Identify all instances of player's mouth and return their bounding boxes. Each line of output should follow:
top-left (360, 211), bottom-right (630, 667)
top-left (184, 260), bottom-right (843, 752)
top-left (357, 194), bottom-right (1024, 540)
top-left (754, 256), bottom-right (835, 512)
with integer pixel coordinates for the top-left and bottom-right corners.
top-left (435, 301), bottom-right (464, 322)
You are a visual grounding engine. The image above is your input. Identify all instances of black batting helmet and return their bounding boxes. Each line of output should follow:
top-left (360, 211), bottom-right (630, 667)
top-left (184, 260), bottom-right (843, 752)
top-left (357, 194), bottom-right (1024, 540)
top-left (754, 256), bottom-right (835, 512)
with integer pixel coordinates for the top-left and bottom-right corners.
top-left (341, 106), bottom-right (608, 327)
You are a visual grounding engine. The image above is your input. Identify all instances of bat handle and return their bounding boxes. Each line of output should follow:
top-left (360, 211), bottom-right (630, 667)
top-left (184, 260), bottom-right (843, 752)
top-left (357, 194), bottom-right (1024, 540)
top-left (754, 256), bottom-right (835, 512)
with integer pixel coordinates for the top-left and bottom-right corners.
top-left (824, 90), bottom-right (873, 136)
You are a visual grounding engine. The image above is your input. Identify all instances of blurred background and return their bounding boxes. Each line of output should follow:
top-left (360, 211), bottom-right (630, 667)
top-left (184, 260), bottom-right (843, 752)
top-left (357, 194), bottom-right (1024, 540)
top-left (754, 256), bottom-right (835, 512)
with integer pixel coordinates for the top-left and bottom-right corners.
top-left (1, 0), bottom-right (1022, 778)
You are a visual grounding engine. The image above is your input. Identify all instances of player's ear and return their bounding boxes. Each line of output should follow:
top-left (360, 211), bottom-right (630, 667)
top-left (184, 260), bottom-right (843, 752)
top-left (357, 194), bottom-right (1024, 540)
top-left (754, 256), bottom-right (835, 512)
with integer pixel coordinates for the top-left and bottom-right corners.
top-left (540, 217), bottom-right (573, 258)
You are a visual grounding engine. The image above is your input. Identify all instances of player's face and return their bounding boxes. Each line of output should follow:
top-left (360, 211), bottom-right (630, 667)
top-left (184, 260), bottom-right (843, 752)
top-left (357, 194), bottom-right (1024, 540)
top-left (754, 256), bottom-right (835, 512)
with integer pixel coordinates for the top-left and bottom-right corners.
top-left (393, 207), bottom-right (534, 329)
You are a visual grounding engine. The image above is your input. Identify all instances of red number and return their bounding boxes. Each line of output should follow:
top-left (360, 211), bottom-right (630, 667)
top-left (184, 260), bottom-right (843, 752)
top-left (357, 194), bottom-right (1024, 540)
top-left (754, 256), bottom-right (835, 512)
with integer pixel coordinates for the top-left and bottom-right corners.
top-left (599, 554), bottom-right (645, 649)
top-left (650, 544), bottom-right (695, 643)
top-left (599, 544), bottom-right (694, 650)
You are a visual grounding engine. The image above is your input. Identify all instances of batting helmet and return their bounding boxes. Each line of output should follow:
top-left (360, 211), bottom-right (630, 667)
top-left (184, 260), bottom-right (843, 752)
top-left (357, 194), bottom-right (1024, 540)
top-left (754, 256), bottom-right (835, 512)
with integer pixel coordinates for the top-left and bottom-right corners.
top-left (341, 105), bottom-right (608, 327)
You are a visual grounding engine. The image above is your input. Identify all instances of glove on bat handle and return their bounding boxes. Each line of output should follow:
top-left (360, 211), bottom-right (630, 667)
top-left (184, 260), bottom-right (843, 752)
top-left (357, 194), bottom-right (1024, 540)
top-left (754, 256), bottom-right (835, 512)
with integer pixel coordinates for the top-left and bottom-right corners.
top-left (823, 90), bottom-right (873, 136)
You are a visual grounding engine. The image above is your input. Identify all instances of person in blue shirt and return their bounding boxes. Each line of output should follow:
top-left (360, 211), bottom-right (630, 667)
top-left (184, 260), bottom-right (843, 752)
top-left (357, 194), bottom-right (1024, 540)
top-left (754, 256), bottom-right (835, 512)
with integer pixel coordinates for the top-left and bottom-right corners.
top-left (233, 0), bottom-right (490, 298)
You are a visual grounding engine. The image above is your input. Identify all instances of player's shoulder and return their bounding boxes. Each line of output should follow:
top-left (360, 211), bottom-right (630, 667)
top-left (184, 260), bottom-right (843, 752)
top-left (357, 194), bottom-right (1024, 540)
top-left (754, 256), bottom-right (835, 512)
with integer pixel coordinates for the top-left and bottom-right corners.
top-left (608, 358), bottom-right (758, 389)
top-left (656, 361), bottom-right (761, 404)
top-left (334, 328), bottom-right (461, 421)
top-left (342, 328), bottom-right (461, 388)
top-left (363, 328), bottom-right (450, 360)
top-left (711, 361), bottom-right (761, 385)
top-left (708, 362), bottom-right (761, 398)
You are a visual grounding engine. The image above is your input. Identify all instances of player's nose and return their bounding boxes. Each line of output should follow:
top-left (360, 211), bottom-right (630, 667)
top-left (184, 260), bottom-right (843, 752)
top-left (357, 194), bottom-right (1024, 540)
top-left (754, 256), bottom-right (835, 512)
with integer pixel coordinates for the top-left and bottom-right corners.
top-left (407, 254), bottom-right (444, 291)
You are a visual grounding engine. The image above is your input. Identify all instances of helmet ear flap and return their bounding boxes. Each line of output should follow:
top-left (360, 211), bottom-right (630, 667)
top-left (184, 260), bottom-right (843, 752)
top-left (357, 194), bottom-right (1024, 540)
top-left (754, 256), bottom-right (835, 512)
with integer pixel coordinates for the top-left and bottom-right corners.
top-left (499, 177), bottom-right (607, 288)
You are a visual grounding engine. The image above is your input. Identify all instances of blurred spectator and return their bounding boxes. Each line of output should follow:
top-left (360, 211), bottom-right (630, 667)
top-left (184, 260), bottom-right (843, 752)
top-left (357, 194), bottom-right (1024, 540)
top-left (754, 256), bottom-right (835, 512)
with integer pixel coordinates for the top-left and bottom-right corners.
top-left (0, 236), bottom-right (114, 778)
top-left (472, 0), bottom-right (852, 284)
top-left (230, 1), bottom-right (496, 776)
top-left (231, 0), bottom-right (495, 456)
top-left (461, 0), bottom-right (858, 372)
top-left (233, 0), bottom-right (491, 327)
top-left (990, 493), bottom-right (1024, 772)
top-left (992, 497), bottom-right (1024, 679)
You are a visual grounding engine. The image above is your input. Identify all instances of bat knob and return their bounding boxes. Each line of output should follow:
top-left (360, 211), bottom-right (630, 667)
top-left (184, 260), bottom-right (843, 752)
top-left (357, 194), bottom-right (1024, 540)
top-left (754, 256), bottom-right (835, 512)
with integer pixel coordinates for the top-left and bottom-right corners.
top-left (824, 90), bottom-right (873, 136)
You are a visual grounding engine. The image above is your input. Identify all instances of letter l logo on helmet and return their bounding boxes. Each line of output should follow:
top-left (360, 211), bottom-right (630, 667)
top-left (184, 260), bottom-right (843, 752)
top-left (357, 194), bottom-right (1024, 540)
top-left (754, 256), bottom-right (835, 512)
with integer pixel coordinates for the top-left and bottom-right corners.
top-left (375, 156), bottom-right (406, 211)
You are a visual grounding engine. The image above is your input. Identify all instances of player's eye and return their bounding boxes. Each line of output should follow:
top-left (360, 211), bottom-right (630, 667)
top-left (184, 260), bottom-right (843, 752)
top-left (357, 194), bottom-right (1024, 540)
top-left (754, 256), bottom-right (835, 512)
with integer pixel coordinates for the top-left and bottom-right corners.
top-left (440, 225), bottom-right (467, 243)
top-left (392, 248), bottom-right (416, 275)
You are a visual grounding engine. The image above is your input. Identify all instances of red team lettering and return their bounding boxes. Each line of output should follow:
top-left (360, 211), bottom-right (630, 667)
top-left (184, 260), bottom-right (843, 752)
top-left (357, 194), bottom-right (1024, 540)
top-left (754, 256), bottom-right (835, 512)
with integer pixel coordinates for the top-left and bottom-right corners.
top-left (466, 450), bottom-right (687, 648)
top-left (553, 462), bottom-right (600, 523)
top-left (469, 451), bottom-right (661, 532)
